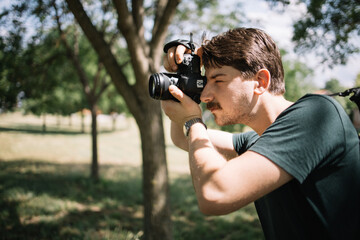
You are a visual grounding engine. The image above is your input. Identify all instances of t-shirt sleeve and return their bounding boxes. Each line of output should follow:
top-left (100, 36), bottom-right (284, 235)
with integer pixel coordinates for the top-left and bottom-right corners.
top-left (249, 95), bottom-right (347, 183)
top-left (233, 131), bottom-right (259, 155)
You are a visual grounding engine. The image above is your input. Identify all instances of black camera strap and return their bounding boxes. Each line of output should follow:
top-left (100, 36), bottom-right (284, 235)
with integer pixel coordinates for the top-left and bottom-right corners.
top-left (329, 87), bottom-right (360, 144)
top-left (163, 33), bottom-right (195, 53)
top-left (328, 87), bottom-right (360, 111)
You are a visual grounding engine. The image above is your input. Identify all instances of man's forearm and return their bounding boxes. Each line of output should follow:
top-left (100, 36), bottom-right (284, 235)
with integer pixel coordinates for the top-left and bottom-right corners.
top-left (170, 121), bottom-right (189, 151)
top-left (170, 120), bottom-right (238, 159)
top-left (188, 123), bottom-right (226, 173)
top-left (187, 123), bottom-right (227, 213)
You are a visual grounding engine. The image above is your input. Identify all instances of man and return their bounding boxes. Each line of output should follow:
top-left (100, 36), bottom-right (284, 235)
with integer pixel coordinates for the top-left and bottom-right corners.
top-left (161, 28), bottom-right (360, 239)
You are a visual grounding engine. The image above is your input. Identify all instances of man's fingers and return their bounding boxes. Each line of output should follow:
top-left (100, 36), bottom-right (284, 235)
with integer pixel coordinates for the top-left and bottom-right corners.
top-left (175, 45), bottom-right (187, 65)
top-left (163, 54), bottom-right (172, 72)
top-left (166, 47), bottom-right (178, 72)
top-left (164, 45), bottom-right (197, 72)
top-left (169, 85), bottom-right (184, 102)
top-left (195, 46), bottom-right (204, 67)
top-left (164, 44), bottom-right (202, 73)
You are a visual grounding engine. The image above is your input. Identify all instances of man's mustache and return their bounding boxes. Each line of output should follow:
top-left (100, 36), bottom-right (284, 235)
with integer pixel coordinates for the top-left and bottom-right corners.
top-left (207, 101), bottom-right (222, 111)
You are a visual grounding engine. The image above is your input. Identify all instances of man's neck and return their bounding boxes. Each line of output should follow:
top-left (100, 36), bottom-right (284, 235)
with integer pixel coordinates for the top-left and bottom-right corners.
top-left (248, 93), bottom-right (293, 136)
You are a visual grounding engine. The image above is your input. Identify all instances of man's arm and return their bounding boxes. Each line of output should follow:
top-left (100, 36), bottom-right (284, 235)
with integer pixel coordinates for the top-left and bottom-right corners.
top-left (170, 120), bottom-right (238, 160)
top-left (187, 123), bottom-right (293, 216)
top-left (162, 85), bottom-right (293, 216)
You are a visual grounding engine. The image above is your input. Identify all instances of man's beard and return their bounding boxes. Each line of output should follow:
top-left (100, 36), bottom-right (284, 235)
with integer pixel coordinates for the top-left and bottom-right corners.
top-left (207, 101), bottom-right (251, 126)
top-left (207, 101), bottom-right (235, 126)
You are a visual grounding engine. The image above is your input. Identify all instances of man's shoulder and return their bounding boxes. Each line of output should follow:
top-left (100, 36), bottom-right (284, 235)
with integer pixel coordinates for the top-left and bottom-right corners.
top-left (296, 94), bottom-right (342, 110)
top-left (283, 94), bottom-right (344, 120)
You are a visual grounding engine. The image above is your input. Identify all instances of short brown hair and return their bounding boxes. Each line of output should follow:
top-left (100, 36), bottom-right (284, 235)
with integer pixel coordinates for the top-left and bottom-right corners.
top-left (202, 28), bottom-right (285, 95)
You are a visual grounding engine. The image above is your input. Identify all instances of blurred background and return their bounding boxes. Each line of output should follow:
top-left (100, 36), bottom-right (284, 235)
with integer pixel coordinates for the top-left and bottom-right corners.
top-left (1, 0), bottom-right (359, 239)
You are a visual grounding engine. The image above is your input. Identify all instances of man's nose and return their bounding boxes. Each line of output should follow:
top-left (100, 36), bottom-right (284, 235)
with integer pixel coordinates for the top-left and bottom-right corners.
top-left (200, 84), bottom-right (213, 103)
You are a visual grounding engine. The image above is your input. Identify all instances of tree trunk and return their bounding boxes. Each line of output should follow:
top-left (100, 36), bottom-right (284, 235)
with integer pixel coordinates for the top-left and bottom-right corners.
top-left (65, 1), bottom-right (176, 239)
top-left (42, 113), bottom-right (47, 133)
top-left (57, 114), bottom-right (61, 127)
top-left (111, 113), bottom-right (117, 131)
top-left (69, 114), bottom-right (72, 127)
top-left (81, 110), bottom-right (85, 133)
top-left (137, 102), bottom-right (172, 240)
top-left (90, 104), bottom-right (99, 181)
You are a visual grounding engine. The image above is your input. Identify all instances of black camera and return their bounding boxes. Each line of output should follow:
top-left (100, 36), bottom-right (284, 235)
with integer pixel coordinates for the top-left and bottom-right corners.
top-left (148, 35), bottom-right (207, 104)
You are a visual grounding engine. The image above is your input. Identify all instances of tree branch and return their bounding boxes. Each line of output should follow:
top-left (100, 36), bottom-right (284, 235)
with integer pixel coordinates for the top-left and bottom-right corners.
top-left (65, 0), bottom-right (138, 111)
top-left (132, 0), bottom-right (148, 55)
top-left (132, 0), bottom-right (144, 34)
top-left (53, 1), bottom-right (92, 100)
top-left (95, 74), bottom-right (111, 103)
top-left (152, 0), bottom-right (167, 37)
top-left (113, 0), bottom-right (150, 82)
top-left (92, 62), bottom-right (103, 97)
top-left (150, 0), bottom-right (180, 67)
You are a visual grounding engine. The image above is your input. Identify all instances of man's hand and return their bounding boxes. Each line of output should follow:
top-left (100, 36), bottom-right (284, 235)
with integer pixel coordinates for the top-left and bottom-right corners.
top-left (163, 45), bottom-right (203, 72)
top-left (161, 85), bottom-right (202, 127)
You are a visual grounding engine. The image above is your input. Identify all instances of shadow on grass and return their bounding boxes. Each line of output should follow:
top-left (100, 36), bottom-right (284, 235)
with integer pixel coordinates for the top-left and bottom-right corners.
top-left (0, 160), bottom-right (143, 240)
top-left (170, 175), bottom-right (264, 240)
top-left (0, 125), bottom-right (125, 135)
top-left (0, 160), bottom-right (264, 240)
top-left (0, 126), bottom-right (85, 135)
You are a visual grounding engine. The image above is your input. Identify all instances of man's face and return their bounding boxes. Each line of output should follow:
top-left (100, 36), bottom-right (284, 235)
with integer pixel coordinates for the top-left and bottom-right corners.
top-left (201, 65), bottom-right (258, 126)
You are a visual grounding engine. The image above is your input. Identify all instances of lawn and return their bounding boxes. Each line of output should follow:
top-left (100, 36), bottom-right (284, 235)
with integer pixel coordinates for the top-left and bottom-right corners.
top-left (0, 112), bottom-right (264, 240)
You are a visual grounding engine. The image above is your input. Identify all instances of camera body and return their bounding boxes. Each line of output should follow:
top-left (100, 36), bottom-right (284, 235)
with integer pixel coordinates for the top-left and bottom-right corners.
top-left (148, 36), bottom-right (207, 104)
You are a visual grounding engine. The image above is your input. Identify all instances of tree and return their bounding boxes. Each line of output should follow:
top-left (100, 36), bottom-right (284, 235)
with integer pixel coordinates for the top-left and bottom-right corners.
top-left (267, 0), bottom-right (360, 66)
top-left (325, 78), bottom-right (345, 93)
top-left (169, 0), bottom-right (247, 40)
top-left (2, 0), bottom-right (248, 238)
top-left (282, 50), bottom-right (315, 102)
top-left (53, 2), bottom-right (113, 181)
top-left (64, 1), bottom-right (179, 239)
top-left (98, 85), bottom-right (130, 131)
top-left (1, 1), bottom-right (115, 180)
top-left (324, 78), bottom-right (355, 116)
top-left (355, 72), bottom-right (360, 87)
top-left (20, 30), bottom-right (84, 132)
top-left (0, 11), bottom-right (28, 112)
top-left (64, 1), bottom-right (248, 239)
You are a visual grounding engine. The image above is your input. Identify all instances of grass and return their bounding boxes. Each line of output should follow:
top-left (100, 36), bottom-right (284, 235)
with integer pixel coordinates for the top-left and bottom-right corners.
top-left (0, 112), bottom-right (264, 240)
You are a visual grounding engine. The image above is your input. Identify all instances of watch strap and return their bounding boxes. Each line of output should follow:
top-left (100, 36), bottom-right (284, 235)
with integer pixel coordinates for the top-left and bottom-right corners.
top-left (184, 118), bottom-right (207, 136)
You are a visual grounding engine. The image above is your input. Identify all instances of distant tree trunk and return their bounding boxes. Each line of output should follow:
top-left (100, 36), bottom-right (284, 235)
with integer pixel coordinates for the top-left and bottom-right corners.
top-left (81, 110), bottom-right (85, 133)
top-left (42, 113), bottom-right (46, 133)
top-left (111, 112), bottom-right (117, 131)
top-left (68, 114), bottom-right (72, 127)
top-left (90, 104), bottom-right (99, 181)
top-left (57, 115), bottom-right (61, 127)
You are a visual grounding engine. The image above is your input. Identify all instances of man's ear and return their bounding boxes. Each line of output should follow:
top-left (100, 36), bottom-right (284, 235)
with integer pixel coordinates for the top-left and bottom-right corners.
top-left (254, 69), bottom-right (271, 95)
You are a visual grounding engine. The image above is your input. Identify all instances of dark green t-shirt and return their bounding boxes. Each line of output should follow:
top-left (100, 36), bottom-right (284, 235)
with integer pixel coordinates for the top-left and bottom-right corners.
top-left (233, 94), bottom-right (360, 239)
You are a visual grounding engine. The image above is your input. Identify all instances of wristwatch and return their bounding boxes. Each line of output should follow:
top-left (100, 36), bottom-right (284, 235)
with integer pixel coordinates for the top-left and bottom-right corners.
top-left (184, 118), bottom-right (207, 136)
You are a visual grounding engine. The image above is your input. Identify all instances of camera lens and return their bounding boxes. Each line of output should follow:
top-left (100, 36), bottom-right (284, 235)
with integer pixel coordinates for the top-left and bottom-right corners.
top-left (148, 73), bottom-right (178, 100)
top-left (149, 74), bottom-right (161, 99)
top-left (151, 80), bottom-right (156, 96)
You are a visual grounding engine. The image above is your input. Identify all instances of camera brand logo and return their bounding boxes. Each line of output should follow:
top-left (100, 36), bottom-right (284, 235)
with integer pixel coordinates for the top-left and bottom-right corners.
top-left (169, 77), bottom-right (178, 84)
top-left (197, 80), bottom-right (204, 88)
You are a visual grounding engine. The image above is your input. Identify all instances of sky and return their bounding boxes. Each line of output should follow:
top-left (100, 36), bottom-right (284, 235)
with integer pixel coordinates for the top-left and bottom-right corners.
top-left (1, 0), bottom-right (358, 88)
